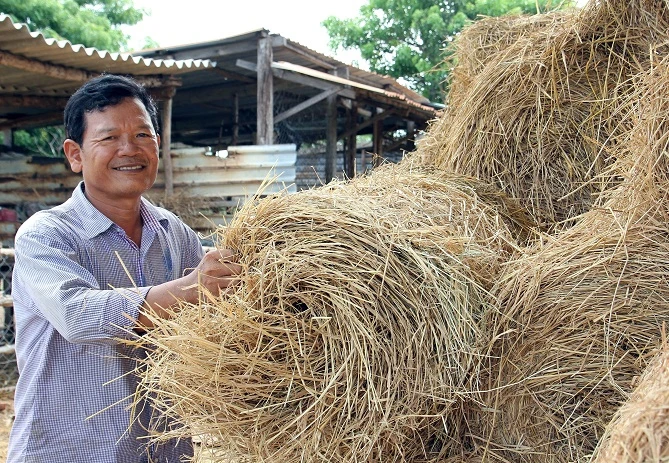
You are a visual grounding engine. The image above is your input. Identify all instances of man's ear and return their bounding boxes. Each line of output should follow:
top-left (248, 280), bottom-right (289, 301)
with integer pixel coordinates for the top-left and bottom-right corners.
top-left (63, 139), bottom-right (83, 173)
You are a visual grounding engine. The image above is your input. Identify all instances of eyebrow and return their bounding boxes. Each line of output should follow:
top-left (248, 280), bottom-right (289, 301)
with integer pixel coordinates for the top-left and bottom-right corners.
top-left (91, 124), bottom-right (155, 137)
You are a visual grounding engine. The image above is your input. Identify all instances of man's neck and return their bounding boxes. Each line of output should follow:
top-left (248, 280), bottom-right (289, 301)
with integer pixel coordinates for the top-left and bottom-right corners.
top-left (85, 192), bottom-right (144, 245)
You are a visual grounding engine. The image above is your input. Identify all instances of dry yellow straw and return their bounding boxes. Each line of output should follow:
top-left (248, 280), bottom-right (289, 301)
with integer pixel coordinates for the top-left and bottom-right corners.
top-left (467, 57), bottom-right (669, 463)
top-left (134, 160), bottom-right (533, 462)
top-left (445, 11), bottom-right (576, 112)
top-left (413, 0), bottom-right (669, 234)
top-left (591, 337), bottom-right (669, 463)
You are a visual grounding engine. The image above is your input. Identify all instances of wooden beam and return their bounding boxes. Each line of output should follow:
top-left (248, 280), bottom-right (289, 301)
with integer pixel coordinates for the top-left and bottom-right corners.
top-left (0, 94), bottom-right (69, 109)
top-left (233, 93), bottom-right (239, 146)
top-left (339, 108), bottom-right (396, 140)
top-left (342, 98), bottom-right (372, 118)
top-left (325, 92), bottom-right (338, 182)
top-left (373, 117), bottom-right (384, 167)
top-left (0, 49), bottom-right (93, 82)
top-left (386, 133), bottom-right (412, 153)
top-left (274, 88), bottom-right (339, 124)
top-left (210, 67), bottom-right (255, 83)
top-left (281, 42), bottom-right (337, 70)
top-left (216, 41), bottom-right (263, 58)
top-left (0, 111), bottom-right (63, 130)
top-left (345, 101), bottom-right (357, 179)
top-left (236, 59), bottom-right (356, 99)
top-left (2, 129), bottom-right (11, 148)
top-left (146, 34), bottom-right (282, 61)
top-left (0, 49), bottom-right (181, 88)
top-left (256, 36), bottom-right (274, 145)
top-left (161, 87), bottom-right (177, 196)
top-left (354, 88), bottom-right (436, 120)
top-left (406, 120), bottom-right (416, 152)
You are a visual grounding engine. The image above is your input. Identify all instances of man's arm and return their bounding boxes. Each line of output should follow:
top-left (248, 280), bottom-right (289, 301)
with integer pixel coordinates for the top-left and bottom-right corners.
top-left (137, 248), bottom-right (242, 329)
top-left (14, 230), bottom-right (151, 344)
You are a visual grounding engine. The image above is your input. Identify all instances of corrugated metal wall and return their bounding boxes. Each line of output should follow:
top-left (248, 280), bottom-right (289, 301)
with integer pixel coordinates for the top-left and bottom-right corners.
top-left (0, 144), bottom-right (298, 243)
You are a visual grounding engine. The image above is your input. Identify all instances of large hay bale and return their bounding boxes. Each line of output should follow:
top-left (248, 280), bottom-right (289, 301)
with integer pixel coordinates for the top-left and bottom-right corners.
top-left (134, 161), bottom-right (534, 462)
top-left (446, 11), bottom-right (576, 111)
top-left (414, 0), bottom-right (669, 233)
top-left (468, 59), bottom-right (669, 462)
top-left (591, 343), bottom-right (669, 463)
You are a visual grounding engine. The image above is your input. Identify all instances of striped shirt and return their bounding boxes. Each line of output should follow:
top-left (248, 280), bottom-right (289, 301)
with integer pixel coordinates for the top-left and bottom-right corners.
top-left (8, 182), bottom-right (204, 462)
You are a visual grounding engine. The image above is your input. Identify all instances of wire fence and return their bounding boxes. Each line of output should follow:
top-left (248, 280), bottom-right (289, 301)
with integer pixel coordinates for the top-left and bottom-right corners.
top-left (0, 248), bottom-right (16, 388)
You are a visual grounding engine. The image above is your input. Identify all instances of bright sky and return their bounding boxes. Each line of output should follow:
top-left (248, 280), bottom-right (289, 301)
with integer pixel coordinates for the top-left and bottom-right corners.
top-left (123, 0), bottom-right (368, 65)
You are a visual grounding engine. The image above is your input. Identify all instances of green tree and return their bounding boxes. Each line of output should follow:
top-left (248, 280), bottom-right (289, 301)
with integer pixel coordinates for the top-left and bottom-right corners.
top-left (324, 0), bottom-right (573, 102)
top-left (0, 0), bottom-right (145, 51)
top-left (0, 0), bottom-right (148, 156)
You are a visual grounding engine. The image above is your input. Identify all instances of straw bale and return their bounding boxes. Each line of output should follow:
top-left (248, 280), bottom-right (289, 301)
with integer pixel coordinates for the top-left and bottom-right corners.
top-left (464, 58), bottom-right (669, 462)
top-left (413, 0), bottom-right (669, 234)
top-left (134, 161), bottom-right (533, 463)
top-left (591, 343), bottom-right (669, 463)
top-left (446, 11), bottom-right (576, 110)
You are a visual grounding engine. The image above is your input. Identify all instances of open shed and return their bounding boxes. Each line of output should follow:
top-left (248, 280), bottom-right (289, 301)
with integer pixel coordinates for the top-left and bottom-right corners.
top-left (135, 29), bottom-right (441, 184)
top-left (0, 14), bottom-right (441, 241)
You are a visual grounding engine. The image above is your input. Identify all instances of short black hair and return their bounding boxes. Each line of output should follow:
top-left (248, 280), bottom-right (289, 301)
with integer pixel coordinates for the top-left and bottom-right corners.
top-left (64, 74), bottom-right (160, 145)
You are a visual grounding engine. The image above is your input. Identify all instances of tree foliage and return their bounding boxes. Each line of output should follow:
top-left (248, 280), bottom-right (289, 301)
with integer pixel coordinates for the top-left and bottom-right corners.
top-left (324, 0), bottom-right (574, 102)
top-left (0, 0), bottom-right (147, 156)
top-left (0, 0), bottom-right (145, 52)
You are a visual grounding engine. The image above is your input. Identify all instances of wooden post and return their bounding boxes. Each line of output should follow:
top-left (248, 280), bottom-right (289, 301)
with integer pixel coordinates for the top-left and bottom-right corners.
top-left (406, 120), bottom-right (416, 152)
top-left (257, 35), bottom-right (274, 145)
top-left (161, 87), bottom-right (177, 197)
top-left (345, 101), bottom-right (357, 179)
top-left (2, 129), bottom-right (11, 148)
top-left (325, 66), bottom-right (348, 182)
top-left (325, 93), bottom-right (338, 182)
top-left (373, 115), bottom-right (384, 167)
top-left (233, 92), bottom-right (239, 146)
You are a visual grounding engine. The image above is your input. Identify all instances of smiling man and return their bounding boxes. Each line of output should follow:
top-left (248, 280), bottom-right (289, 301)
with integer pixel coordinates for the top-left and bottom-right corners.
top-left (7, 74), bottom-right (241, 462)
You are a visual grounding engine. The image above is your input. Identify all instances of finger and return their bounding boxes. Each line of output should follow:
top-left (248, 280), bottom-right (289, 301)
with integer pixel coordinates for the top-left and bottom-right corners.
top-left (199, 273), bottom-right (241, 289)
top-left (216, 260), bottom-right (242, 276)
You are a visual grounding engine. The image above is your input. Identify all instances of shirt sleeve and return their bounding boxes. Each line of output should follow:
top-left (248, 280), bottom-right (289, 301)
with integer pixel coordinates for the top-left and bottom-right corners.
top-left (166, 212), bottom-right (206, 274)
top-left (14, 229), bottom-right (149, 345)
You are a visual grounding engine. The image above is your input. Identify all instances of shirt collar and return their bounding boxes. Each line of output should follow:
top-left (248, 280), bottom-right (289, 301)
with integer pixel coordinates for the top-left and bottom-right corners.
top-left (72, 182), bottom-right (170, 239)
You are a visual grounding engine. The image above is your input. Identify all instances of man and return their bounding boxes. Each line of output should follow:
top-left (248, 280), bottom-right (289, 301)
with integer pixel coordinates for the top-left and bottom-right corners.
top-left (7, 74), bottom-right (241, 462)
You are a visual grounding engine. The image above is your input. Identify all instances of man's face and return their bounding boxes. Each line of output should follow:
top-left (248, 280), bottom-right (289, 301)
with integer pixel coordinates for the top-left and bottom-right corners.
top-left (63, 97), bottom-right (161, 205)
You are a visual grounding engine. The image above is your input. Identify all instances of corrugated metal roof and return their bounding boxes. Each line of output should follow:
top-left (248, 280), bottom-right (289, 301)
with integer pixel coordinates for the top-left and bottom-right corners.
top-left (133, 29), bottom-right (441, 147)
top-left (0, 15), bottom-right (439, 147)
top-left (0, 13), bottom-right (214, 95)
top-left (139, 28), bottom-right (433, 107)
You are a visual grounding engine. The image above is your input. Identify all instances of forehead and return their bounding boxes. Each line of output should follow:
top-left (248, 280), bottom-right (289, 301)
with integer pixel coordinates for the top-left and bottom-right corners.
top-left (83, 97), bottom-right (153, 132)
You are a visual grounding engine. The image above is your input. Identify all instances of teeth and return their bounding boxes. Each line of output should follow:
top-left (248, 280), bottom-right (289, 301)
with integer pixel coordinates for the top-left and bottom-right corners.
top-left (115, 166), bottom-right (143, 171)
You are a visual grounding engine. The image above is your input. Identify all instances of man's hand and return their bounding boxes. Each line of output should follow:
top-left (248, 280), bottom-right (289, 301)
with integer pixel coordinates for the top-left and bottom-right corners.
top-left (188, 249), bottom-right (242, 296)
top-left (137, 248), bottom-right (242, 329)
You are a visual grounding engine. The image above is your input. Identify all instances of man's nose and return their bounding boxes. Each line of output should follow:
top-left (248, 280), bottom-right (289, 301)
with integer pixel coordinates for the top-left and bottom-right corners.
top-left (117, 136), bottom-right (140, 155)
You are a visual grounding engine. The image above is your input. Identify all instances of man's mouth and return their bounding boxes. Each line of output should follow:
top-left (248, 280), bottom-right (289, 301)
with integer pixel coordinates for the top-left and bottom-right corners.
top-left (114, 165), bottom-right (144, 171)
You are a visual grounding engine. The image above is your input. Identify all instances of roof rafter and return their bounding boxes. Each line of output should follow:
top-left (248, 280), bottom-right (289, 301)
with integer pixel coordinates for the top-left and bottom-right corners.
top-left (0, 49), bottom-right (181, 88)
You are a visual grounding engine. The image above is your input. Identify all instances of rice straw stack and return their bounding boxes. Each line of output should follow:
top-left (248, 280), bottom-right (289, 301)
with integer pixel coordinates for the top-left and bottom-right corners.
top-left (591, 341), bottom-right (669, 463)
top-left (467, 59), bottom-right (669, 462)
top-left (413, 0), bottom-right (669, 234)
top-left (133, 161), bottom-right (534, 463)
top-left (445, 11), bottom-right (576, 112)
